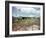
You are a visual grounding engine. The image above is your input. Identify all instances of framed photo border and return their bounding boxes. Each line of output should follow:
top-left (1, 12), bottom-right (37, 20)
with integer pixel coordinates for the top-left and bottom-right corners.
top-left (5, 1), bottom-right (45, 37)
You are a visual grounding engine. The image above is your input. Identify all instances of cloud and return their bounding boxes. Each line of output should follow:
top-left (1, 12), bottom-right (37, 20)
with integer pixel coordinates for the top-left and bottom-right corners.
top-left (12, 6), bottom-right (40, 17)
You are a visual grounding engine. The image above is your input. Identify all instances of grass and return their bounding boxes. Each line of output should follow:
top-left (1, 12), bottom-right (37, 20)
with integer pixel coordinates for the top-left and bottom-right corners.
top-left (12, 17), bottom-right (40, 31)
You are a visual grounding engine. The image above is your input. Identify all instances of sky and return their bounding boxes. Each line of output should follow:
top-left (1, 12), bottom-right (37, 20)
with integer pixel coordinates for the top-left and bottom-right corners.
top-left (12, 6), bottom-right (40, 17)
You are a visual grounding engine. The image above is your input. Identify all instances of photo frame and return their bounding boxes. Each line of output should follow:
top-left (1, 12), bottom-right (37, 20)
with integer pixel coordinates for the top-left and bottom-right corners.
top-left (5, 1), bottom-right (45, 37)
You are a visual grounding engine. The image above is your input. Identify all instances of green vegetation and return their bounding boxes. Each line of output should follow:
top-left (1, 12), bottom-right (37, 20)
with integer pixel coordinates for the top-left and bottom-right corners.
top-left (12, 16), bottom-right (40, 31)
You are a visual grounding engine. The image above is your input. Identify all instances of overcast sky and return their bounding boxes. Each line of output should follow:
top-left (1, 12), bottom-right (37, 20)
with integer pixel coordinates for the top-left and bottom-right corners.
top-left (12, 6), bottom-right (40, 17)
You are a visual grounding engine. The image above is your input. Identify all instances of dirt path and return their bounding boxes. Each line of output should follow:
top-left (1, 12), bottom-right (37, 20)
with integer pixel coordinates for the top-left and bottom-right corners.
top-left (12, 24), bottom-right (40, 31)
